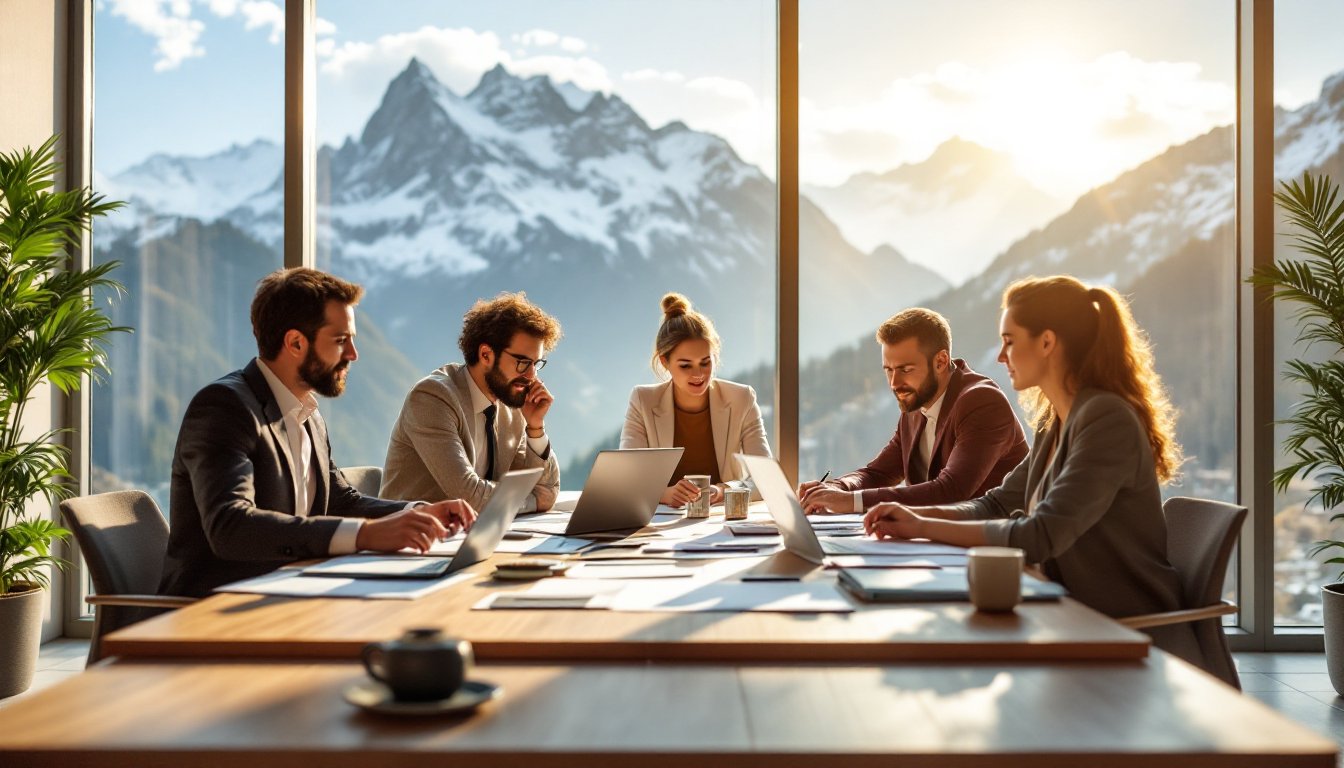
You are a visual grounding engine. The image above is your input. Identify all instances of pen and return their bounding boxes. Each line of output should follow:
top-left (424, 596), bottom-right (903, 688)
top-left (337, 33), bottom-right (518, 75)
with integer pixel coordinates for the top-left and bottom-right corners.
top-left (819, 470), bottom-right (831, 484)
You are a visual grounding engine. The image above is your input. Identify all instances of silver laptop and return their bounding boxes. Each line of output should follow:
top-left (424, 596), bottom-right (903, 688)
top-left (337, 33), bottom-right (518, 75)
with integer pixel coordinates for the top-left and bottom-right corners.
top-left (737, 454), bottom-right (827, 564)
top-left (564, 448), bottom-right (684, 536)
top-left (304, 467), bottom-right (543, 579)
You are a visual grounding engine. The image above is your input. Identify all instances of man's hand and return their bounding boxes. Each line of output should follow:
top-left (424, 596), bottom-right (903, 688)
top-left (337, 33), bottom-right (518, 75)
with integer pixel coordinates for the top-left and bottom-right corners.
top-left (800, 486), bottom-right (852, 515)
top-left (532, 483), bottom-right (558, 512)
top-left (418, 499), bottom-right (477, 535)
top-left (660, 478), bottom-right (703, 508)
top-left (863, 502), bottom-right (924, 540)
top-left (356, 507), bottom-right (448, 553)
top-left (521, 379), bottom-right (554, 430)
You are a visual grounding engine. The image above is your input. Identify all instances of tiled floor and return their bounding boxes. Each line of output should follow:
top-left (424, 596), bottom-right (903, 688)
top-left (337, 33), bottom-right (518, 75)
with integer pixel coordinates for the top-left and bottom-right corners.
top-left (6, 641), bottom-right (1344, 760)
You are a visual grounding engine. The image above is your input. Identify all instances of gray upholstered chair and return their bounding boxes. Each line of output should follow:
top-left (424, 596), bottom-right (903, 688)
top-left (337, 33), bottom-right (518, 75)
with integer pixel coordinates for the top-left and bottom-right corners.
top-left (341, 465), bottom-right (384, 497)
top-left (59, 491), bottom-right (194, 665)
top-left (1119, 496), bottom-right (1247, 689)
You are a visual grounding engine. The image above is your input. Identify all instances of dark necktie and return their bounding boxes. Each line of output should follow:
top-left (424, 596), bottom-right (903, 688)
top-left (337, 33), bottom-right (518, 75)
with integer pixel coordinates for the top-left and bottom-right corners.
top-left (483, 404), bottom-right (497, 482)
top-left (907, 412), bottom-right (928, 485)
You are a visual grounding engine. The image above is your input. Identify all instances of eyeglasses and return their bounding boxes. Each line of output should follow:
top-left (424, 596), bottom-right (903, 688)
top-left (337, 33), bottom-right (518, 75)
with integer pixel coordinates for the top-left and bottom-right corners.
top-left (500, 349), bottom-right (547, 373)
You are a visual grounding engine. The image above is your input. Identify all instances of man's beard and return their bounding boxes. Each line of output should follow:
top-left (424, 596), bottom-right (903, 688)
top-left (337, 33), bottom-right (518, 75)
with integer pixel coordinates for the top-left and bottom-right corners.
top-left (300, 348), bottom-right (349, 398)
top-left (486, 359), bottom-right (532, 408)
top-left (892, 366), bottom-right (939, 413)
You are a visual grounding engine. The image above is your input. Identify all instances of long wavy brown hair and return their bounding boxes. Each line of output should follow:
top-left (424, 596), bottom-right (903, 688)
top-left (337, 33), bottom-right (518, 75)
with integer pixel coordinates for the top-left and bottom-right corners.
top-left (1002, 275), bottom-right (1182, 483)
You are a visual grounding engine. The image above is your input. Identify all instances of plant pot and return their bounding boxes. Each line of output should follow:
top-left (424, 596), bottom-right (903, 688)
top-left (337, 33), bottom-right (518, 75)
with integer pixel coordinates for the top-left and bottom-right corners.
top-left (0, 583), bottom-right (45, 698)
top-left (1323, 583), bottom-right (1344, 696)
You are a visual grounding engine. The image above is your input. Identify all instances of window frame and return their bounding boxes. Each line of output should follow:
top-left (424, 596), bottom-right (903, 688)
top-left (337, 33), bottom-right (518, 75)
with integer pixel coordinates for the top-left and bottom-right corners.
top-left (67, 0), bottom-right (1315, 650)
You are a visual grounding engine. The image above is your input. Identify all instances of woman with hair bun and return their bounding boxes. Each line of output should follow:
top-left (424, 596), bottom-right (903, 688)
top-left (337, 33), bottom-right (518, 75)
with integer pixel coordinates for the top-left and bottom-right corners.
top-left (620, 293), bottom-right (771, 508)
top-left (863, 275), bottom-right (1199, 661)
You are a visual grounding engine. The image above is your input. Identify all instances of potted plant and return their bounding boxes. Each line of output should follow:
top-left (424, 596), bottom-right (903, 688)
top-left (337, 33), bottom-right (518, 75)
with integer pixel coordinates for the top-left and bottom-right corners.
top-left (0, 135), bottom-right (125, 697)
top-left (1251, 172), bottom-right (1344, 694)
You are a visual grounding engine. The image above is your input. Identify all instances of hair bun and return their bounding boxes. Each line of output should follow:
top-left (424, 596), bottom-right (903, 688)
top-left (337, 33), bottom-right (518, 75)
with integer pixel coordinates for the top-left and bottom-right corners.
top-left (661, 292), bottom-right (691, 318)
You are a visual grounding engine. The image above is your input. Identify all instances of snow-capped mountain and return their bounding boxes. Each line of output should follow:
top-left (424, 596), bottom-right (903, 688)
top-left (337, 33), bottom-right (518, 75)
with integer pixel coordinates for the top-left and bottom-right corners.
top-left (92, 59), bottom-right (947, 487)
top-left (100, 138), bottom-right (281, 227)
top-left (803, 138), bottom-right (1067, 285)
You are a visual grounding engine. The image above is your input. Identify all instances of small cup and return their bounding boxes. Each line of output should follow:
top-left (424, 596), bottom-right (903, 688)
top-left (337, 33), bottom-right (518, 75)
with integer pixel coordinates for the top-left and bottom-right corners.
top-left (361, 627), bottom-right (474, 701)
top-left (685, 474), bottom-right (712, 519)
top-left (723, 488), bottom-right (750, 521)
top-left (966, 546), bottom-right (1024, 612)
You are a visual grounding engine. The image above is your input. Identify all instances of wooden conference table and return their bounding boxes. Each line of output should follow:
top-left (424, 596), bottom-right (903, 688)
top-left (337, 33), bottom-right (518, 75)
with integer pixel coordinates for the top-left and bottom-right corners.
top-left (103, 551), bottom-right (1149, 663)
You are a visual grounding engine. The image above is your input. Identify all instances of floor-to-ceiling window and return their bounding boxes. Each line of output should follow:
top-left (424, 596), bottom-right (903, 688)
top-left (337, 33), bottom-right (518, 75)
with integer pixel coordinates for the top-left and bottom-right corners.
top-left (90, 2), bottom-right (285, 509)
top-left (797, 0), bottom-right (1237, 505)
top-left (1271, 0), bottom-right (1344, 628)
top-left (311, 1), bottom-right (778, 486)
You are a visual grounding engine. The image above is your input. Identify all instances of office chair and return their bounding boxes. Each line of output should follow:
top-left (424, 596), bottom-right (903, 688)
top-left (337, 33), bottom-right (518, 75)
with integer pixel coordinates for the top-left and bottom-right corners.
top-left (341, 465), bottom-right (384, 497)
top-left (59, 491), bottom-right (194, 665)
top-left (1119, 496), bottom-right (1247, 689)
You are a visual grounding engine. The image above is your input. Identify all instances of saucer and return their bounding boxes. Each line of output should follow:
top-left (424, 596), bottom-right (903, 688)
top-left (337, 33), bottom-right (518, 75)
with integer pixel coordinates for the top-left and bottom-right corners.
top-left (343, 679), bottom-right (501, 716)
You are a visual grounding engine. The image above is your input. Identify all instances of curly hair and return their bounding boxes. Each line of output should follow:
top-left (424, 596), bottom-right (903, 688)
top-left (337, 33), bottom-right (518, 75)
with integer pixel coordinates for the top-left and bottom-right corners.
top-left (1002, 275), bottom-right (1183, 483)
top-left (251, 268), bottom-right (363, 359)
top-left (458, 292), bottom-right (563, 364)
top-left (651, 292), bottom-right (721, 375)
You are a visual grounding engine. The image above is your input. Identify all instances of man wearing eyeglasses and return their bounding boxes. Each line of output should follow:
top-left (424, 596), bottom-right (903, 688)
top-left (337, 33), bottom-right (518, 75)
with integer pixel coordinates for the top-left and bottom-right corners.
top-left (381, 292), bottom-right (564, 512)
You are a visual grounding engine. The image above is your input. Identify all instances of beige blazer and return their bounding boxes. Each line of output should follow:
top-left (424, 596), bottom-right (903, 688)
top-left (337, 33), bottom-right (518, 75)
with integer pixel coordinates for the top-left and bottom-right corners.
top-left (620, 378), bottom-right (771, 495)
top-left (380, 363), bottom-right (560, 510)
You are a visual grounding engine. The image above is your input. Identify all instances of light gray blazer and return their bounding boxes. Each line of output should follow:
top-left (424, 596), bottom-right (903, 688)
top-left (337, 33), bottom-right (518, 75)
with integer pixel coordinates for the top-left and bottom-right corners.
top-left (962, 388), bottom-right (1199, 660)
top-left (620, 378), bottom-right (771, 495)
top-left (380, 363), bottom-right (560, 510)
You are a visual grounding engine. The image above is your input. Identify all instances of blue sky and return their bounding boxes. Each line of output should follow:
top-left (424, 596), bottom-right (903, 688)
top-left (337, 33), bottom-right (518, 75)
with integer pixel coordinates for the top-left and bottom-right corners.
top-left (94, 0), bottom-right (1344, 197)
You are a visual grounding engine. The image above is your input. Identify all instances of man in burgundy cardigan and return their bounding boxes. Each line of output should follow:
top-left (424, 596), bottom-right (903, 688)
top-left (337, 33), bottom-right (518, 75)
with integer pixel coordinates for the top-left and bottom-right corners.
top-left (799, 308), bottom-right (1027, 513)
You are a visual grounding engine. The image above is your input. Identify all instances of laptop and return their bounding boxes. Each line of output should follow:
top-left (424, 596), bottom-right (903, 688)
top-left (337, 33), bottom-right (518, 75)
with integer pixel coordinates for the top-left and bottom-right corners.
top-left (303, 467), bottom-right (544, 579)
top-left (736, 454), bottom-right (827, 564)
top-left (564, 448), bottom-right (684, 536)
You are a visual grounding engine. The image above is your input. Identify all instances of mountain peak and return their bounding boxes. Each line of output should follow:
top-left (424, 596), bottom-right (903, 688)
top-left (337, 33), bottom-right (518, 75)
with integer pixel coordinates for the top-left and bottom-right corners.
top-left (467, 64), bottom-right (577, 129)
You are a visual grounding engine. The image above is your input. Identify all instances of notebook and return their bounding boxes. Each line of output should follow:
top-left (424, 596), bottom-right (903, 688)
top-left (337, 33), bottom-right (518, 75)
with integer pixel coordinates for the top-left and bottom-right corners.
top-left (836, 567), bottom-right (1068, 603)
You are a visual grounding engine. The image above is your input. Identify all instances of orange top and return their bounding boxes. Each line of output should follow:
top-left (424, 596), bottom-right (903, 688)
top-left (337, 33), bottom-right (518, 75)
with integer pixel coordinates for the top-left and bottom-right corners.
top-left (671, 404), bottom-right (720, 485)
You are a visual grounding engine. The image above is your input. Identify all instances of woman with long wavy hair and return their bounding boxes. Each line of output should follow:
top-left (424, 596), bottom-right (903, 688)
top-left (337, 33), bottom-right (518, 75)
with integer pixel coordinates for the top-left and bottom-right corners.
top-left (863, 275), bottom-right (1197, 660)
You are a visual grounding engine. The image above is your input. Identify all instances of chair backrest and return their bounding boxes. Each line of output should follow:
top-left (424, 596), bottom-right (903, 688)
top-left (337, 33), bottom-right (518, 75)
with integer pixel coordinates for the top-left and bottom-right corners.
top-left (1162, 495), bottom-right (1247, 689)
top-left (342, 465), bottom-right (383, 497)
top-left (1163, 496), bottom-right (1247, 612)
top-left (59, 490), bottom-right (170, 598)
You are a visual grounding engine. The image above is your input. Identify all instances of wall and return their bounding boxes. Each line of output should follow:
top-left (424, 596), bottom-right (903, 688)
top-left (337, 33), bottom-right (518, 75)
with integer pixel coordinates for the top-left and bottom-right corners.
top-left (0, 0), bottom-right (71, 642)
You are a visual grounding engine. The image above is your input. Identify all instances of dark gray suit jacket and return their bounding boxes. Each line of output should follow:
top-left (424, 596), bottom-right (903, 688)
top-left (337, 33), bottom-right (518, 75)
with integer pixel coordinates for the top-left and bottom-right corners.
top-left (963, 388), bottom-right (1200, 661)
top-left (158, 360), bottom-right (404, 597)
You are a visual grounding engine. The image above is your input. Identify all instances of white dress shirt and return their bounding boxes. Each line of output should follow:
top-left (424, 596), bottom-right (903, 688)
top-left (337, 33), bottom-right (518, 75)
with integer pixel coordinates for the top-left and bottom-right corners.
top-left (256, 359), bottom-right (362, 554)
top-left (852, 390), bottom-right (946, 512)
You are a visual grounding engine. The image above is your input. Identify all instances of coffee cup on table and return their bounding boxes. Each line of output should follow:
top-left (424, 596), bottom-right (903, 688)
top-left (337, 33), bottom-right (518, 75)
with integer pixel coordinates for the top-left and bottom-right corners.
top-left (966, 546), bottom-right (1024, 612)
top-left (361, 628), bottom-right (474, 701)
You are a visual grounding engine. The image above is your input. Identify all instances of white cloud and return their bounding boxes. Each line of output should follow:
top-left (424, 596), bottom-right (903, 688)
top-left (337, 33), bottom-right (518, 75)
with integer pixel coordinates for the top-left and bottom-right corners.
top-left (515, 29), bottom-right (560, 48)
top-left (802, 51), bottom-right (1236, 196)
top-left (559, 36), bottom-right (587, 54)
top-left (319, 26), bottom-right (511, 96)
top-left (623, 68), bottom-right (685, 84)
top-left (106, 0), bottom-right (205, 71)
top-left (235, 1), bottom-right (284, 44)
top-left (510, 55), bottom-right (611, 93)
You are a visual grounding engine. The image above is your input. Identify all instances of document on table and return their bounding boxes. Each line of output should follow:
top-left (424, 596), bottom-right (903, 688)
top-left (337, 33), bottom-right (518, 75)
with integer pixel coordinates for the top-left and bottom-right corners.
top-left (819, 538), bottom-right (968, 556)
top-left (474, 579), bottom-right (623, 609)
top-left (825, 554), bottom-right (966, 569)
top-left (216, 569), bottom-right (474, 600)
top-left (425, 534), bottom-right (590, 555)
top-left (564, 562), bottom-right (697, 579)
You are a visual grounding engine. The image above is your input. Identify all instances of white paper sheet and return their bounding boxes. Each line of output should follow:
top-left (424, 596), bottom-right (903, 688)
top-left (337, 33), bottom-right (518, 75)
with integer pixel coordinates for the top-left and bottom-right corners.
top-left (564, 563), bottom-right (697, 579)
top-left (819, 538), bottom-right (968, 556)
top-left (215, 569), bottom-right (474, 600)
top-left (473, 578), bottom-right (623, 609)
top-left (425, 535), bottom-right (590, 556)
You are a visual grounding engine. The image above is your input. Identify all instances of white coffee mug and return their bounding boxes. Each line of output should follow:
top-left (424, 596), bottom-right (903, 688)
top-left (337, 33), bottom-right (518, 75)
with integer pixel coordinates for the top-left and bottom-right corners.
top-left (966, 546), bottom-right (1024, 612)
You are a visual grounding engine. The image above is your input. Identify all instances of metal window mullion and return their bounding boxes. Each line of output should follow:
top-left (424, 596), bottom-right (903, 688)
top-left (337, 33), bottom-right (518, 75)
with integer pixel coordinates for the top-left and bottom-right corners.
top-left (776, 0), bottom-right (799, 486)
top-left (284, 0), bottom-right (316, 269)
top-left (1230, 0), bottom-right (1281, 651)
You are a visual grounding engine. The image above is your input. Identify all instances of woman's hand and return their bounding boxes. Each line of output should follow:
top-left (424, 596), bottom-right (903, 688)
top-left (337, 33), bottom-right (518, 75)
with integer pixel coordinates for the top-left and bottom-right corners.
top-left (708, 484), bottom-right (725, 505)
top-left (660, 478), bottom-right (703, 508)
top-left (863, 502), bottom-right (925, 540)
